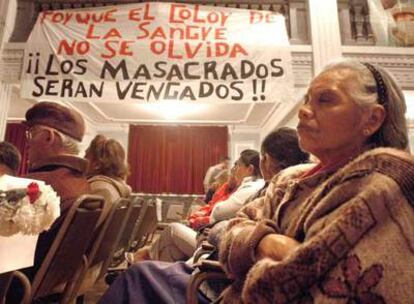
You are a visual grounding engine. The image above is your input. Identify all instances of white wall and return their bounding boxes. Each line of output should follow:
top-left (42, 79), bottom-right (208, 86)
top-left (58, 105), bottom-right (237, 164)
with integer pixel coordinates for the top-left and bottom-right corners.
top-left (228, 126), bottom-right (261, 162)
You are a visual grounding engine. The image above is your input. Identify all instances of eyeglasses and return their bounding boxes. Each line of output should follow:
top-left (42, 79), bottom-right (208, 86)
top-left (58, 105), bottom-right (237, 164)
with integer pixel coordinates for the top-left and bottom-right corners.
top-left (25, 128), bottom-right (40, 140)
top-left (25, 126), bottom-right (61, 140)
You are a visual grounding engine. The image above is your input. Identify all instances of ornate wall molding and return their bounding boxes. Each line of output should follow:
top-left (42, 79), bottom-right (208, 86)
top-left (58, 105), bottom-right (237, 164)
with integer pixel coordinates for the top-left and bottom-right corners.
top-left (290, 45), bottom-right (313, 87)
top-left (0, 44), bottom-right (24, 83)
top-left (343, 46), bottom-right (414, 90)
top-left (0, 83), bottom-right (11, 140)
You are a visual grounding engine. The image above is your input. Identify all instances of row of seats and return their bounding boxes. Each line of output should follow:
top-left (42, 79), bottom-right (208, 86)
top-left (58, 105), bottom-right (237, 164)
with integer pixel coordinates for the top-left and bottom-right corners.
top-left (0, 194), bottom-right (159, 304)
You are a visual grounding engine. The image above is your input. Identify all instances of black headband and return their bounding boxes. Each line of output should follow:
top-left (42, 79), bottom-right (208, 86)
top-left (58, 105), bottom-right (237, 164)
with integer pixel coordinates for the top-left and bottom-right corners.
top-left (362, 62), bottom-right (387, 105)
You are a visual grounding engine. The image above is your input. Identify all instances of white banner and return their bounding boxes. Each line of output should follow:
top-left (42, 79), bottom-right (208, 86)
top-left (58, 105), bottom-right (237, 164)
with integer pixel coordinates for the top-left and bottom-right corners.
top-left (20, 2), bottom-right (293, 103)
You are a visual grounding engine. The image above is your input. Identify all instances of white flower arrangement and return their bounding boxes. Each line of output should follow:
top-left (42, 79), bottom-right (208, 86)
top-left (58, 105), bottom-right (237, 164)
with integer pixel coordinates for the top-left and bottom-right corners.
top-left (0, 176), bottom-right (60, 237)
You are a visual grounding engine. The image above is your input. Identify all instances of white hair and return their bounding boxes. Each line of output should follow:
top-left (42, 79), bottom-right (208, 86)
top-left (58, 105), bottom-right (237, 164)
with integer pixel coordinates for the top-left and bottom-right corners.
top-left (56, 130), bottom-right (81, 155)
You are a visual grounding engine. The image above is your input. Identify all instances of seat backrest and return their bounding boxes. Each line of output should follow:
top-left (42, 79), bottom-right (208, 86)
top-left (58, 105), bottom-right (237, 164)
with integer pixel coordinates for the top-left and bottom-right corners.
top-left (31, 194), bottom-right (104, 299)
top-left (110, 197), bottom-right (144, 266)
top-left (90, 197), bottom-right (132, 271)
top-left (0, 271), bottom-right (31, 304)
top-left (129, 198), bottom-right (158, 251)
top-left (0, 272), bottom-right (13, 304)
top-left (127, 198), bottom-right (148, 251)
top-left (62, 198), bottom-right (132, 302)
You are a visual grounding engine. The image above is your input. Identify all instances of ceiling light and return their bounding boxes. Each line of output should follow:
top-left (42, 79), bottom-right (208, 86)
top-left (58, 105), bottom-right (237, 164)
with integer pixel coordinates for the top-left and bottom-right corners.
top-left (140, 101), bottom-right (208, 120)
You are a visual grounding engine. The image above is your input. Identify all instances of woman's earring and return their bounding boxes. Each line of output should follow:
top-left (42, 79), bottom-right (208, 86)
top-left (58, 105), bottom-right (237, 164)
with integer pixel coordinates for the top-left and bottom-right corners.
top-left (363, 129), bottom-right (370, 136)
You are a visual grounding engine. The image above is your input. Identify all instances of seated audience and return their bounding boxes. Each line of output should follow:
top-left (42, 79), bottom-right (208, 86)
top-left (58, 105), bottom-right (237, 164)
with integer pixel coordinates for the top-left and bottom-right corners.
top-left (101, 60), bottom-right (413, 303)
top-left (199, 127), bottom-right (310, 252)
top-left (85, 134), bottom-right (131, 225)
top-left (192, 127), bottom-right (310, 299)
top-left (218, 60), bottom-right (414, 303)
top-left (99, 128), bottom-right (309, 303)
top-left (134, 149), bottom-right (264, 263)
top-left (0, 141), bottom-right (21, 176)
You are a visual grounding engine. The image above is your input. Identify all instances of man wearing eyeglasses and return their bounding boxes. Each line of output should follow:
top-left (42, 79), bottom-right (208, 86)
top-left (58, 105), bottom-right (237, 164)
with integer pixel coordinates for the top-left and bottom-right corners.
top-left (23, 101), bottom-right (90, 277)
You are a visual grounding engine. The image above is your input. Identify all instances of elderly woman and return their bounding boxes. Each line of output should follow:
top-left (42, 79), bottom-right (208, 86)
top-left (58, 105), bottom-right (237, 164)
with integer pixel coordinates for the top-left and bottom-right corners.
top-left (218, 60), bottom-right (414, 303)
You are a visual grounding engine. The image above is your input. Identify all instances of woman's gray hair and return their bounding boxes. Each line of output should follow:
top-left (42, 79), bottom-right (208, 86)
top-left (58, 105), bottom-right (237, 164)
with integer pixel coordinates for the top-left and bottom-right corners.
top-left (322, 60), bottom-right (408, 150)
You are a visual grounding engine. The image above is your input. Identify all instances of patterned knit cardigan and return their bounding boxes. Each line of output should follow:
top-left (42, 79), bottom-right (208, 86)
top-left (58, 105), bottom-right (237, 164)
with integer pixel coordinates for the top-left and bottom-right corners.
top-left (218, 147), bottom-right (414, 304)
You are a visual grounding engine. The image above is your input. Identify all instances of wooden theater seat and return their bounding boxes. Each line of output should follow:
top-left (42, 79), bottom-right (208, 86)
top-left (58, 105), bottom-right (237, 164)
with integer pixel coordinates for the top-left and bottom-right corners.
top-left (66, 197), bottom-right (133, 303)
top-left (12, 194), bottom-right (105, 304)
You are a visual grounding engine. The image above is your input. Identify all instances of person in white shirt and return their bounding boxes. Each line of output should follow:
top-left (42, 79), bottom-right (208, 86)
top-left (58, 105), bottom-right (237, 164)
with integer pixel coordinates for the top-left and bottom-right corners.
top-left (210, 150), bottom-right (264, 223)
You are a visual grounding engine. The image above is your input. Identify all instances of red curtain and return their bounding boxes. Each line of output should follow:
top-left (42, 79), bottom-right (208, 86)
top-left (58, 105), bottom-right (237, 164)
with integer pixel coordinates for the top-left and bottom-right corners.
top-left (128, 125), bottom-right (228, 194)
top-left (5, 122), bottom-right (29, 176)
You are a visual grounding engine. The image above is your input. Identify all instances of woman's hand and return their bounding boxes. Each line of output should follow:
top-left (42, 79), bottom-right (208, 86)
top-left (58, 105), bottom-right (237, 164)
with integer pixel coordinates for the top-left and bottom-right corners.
top-left (256, 234), bottom-right (300, 261)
